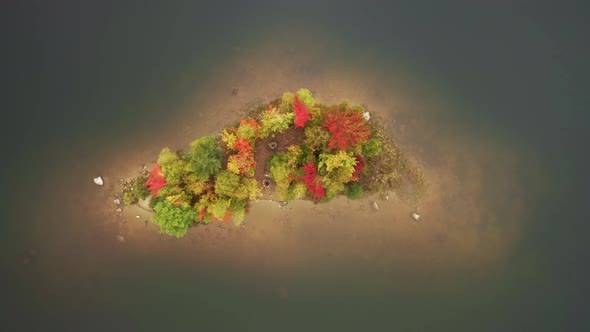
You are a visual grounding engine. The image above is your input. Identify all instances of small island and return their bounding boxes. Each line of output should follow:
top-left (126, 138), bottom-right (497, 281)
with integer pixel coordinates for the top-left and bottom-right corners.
top-left (121, 89), bottom-right (425, 237)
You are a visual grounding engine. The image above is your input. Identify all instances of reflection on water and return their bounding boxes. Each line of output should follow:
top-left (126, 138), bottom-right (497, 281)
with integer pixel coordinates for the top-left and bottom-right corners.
top-left (11, 25), bottom-right (542, 331)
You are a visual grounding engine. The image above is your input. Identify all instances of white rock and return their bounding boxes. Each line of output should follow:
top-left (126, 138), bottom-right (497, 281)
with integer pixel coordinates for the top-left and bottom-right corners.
top-left (411, 212), bottom-right (420, 221)
top-left (115, 208), bottom-right (122, 213)
top-left (372, 201), bottom-right (379, 210)
top-left (93, 176), bottom-right (104, 186)
top-left (114, 198), bottom-right (121, 205)
top-left (116, 234), bottom-right (126, 243)
top-left (135, 215), bottom-right (140, 219)
top-left (363, 112), bottom-right (371, 121)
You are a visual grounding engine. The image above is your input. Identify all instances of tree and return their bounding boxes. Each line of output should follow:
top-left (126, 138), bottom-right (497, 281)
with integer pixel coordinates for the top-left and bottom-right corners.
top-left (301, 162), bottom-right (326, 200)
top-left (260, 106), bottom-right (294, 138)
top-left (293, 97), bottom-right (311, 128)
top-left (323, 108), bottom-right (370, 151)
top-left (350, 156), bottom-right (365, 181)
top-left (296, 88), bottom-right (315, 107)
top-left (152, 201), bottom-right (195, 238)
top-left (214, 171), bottom-right (260, 200)
top-left (208, 196), bottom-right (231, 221)
top-left (157, 148), bottom-right (184, 185)
top-left (188, 136), bottom-right (222, 181)
top-left (269, 152), bottom-right (297, 200)
top-left (302, 126), bottom-right (331, 153)
top-left (236, 119), bottom-right (259, 140)
top-left (145, 165), bottom-right (166, 197)
top-left (227, 152), bottom-right (256, 177)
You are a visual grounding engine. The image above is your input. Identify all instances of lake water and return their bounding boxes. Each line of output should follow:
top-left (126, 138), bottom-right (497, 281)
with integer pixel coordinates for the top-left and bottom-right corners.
top-left (4, 2), bottom-right (588, 331)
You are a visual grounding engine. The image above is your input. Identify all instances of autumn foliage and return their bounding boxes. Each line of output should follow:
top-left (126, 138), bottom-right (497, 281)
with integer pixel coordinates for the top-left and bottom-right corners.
top-left (145, 164), bottom-right (166, 196)
top-left (323, 108), bottom-right (370, 151)
top-left (293, 97), bottom-right (311, 128)
top-left (350, 156), bottom-right (365, 182)
top-left (301, 162), bottom-right (326, 200)
top-left (227, 137), bottom-right (256, 176)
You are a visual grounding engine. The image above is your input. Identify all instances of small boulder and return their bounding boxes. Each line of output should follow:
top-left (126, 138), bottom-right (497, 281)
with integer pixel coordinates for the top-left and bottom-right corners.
top-left (116, 234), bottom-right (126, 243)
top-left (372, 201), bottom-right (379, 210)
top-left (411, 212), bottom-right (420, 221)
top-left (93, 176), bottom-right (104, 186)
top-left (363, 112), bottom-right (371, 121)
top-left (113, 198), bottom-right (121, 205)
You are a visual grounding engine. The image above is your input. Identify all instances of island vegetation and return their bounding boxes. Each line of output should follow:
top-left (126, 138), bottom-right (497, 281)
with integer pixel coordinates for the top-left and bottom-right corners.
top-left (121, 89), bottom-right (425, 237)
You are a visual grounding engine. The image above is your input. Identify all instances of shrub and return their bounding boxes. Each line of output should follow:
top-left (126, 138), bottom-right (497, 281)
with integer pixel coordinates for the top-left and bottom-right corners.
top-left (345, 182), bottom-right (363, 199)
top-left (361, 138), bottom-right (382, 157)
top-left (279, 92), bottom-right (295, 112)
top-left (188, 136), bottom-right (222, 181)
top-left (152, 201), bottom-right (195, 238)
top-left (230, 199), bottom-right (247, 226)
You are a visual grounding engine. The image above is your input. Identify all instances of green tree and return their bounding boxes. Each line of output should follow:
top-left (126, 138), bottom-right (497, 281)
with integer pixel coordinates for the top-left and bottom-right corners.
top-left (208, 197), bottom-right (231, 220)
top-left (188, 136), bottom-right (222, 181)
top-left (279, 91), bottom-right (295, 112)
top-left (152, 201), bottom-right (195, 238)
top-left (214, 171), bottom-right (260, 200)
top-left (269, 152), bottom-right (292, 200)
top-left (157, 148), bottom-right (185, 185)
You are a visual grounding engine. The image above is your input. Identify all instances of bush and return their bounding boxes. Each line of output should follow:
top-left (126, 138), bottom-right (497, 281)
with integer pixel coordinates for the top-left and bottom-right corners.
top-left (188, 136), bottom-right (222, 181)
top-left (345, 182), bottom-right (363, 199)
top-left (122, 176), bottom-right (150, 204)
top-left (362, 138), bottom-right (382, 157)
top-left (152, 201), bottom-right (196, 238)
top-left (230, 199), bottom-right (247, 226)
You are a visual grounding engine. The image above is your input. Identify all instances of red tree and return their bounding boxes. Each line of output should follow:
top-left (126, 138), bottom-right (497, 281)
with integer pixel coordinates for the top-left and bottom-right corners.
top-left (301, 162), bottom-right (326, 200)
top-left (323, 108), bottom-right (370, 151)
top-left (145, 164), bottom-right (166, 196)
top-left (293, 97), bottom-right (311, 128)
top-left (232, 137), bottom-right (253, 154)
top-left (350, 156), bottom-right (365, 182)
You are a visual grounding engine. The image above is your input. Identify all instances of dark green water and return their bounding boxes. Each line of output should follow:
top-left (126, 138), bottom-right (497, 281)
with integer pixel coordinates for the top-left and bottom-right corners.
top-left (4, 1), bottom-right (589, 331)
